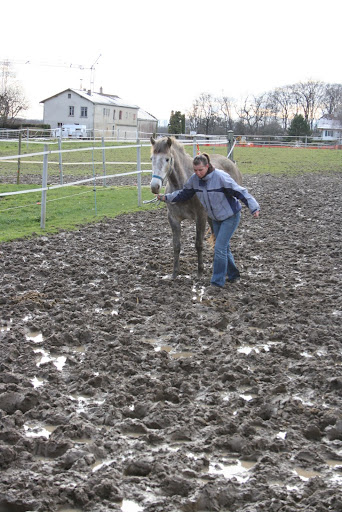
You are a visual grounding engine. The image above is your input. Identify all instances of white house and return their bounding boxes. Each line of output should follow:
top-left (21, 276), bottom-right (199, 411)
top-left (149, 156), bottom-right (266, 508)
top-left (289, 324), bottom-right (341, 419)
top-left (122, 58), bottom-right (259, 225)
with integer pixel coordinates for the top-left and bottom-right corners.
top-left (41, 88), bottom-right (158, 139)
top-left (316, 115), bottom-right (342, 143)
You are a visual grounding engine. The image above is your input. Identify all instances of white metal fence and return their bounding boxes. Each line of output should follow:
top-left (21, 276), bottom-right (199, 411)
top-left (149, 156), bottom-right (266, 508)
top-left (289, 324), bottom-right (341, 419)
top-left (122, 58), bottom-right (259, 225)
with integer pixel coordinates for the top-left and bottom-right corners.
top-left (1, 138), bottom-right (227, 230)
top-left (1, 128), bottom-right (341, 147)
top-left (0, 141), bottom-right (150, 228)
top-left (1, 133), bottom-right (340, 232)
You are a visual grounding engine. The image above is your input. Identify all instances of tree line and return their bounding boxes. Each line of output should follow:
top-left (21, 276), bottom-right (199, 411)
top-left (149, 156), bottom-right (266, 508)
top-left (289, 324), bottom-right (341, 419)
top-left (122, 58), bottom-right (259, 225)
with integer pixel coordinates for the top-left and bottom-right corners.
top-left (168, 81), bottom-right (342, 136)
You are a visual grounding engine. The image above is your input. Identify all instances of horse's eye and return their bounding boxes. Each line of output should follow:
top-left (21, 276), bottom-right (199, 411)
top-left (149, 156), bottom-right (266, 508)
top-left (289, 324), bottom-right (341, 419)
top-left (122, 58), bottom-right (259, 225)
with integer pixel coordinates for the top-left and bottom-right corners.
top-left (165, 158), bottom-right (169, 162)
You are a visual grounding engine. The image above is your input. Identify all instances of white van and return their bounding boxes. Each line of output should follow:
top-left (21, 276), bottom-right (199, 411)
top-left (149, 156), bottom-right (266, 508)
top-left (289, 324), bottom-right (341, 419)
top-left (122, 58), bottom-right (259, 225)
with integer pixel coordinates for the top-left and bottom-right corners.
top-left (53, 124), bottom-right (87, 138)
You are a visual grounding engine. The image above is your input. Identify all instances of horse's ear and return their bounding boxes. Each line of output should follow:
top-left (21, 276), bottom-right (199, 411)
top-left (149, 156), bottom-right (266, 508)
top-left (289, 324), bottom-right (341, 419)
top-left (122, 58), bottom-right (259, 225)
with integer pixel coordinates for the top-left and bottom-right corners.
top-left (150, 136), bottom-right (155, 145)
top-left (167, 137), bottom-right (172, 147)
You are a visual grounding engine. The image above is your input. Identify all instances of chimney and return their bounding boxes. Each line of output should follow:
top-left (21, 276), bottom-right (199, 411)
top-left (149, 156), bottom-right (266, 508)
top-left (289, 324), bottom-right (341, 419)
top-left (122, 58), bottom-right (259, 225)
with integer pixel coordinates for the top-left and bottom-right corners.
top-left (100, 86), bottom-right (103, 94)
top-left (87, 90), bottom-right (91, 96)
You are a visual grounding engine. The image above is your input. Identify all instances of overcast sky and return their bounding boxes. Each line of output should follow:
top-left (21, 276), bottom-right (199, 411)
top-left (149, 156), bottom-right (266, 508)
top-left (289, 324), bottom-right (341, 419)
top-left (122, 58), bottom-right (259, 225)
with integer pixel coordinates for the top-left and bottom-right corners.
top-left (1, 0), bottom-right (341, 122)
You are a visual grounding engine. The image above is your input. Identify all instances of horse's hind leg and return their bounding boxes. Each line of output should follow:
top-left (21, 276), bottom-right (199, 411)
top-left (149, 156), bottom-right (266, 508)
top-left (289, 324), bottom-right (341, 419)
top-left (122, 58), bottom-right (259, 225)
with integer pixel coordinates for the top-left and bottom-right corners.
top-left (168, 214), bottom-right (181, 279)
top-left (196, 215), bottom-right (207, 277)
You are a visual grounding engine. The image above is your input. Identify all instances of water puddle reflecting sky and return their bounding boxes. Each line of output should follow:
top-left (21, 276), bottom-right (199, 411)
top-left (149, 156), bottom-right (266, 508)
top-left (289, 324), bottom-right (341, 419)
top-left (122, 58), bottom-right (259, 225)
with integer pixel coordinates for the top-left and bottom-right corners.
top-left (209, 459), bottom-right (255, 482)
top-left (24, 423), bottom-right (57, 439)
top-left (121, 500), bottom-right (143, 512)
top-left (26, 330), bottom-right (43, 343)
top-left (34, 348), bottom-right (66, 371)
top-left (0, 319), bottom-right (13, 331)
top-left (238, 344), bottom-right (270, 355)
top-left (294, 467), bottom-right (320, 480)
top-left (31, 376), bottom-right (45, 388)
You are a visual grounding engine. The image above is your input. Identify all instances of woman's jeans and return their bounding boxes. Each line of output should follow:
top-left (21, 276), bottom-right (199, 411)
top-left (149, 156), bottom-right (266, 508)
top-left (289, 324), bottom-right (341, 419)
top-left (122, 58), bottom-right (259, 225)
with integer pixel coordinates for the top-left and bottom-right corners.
top-left (211, 212), bottom-right (241, 287)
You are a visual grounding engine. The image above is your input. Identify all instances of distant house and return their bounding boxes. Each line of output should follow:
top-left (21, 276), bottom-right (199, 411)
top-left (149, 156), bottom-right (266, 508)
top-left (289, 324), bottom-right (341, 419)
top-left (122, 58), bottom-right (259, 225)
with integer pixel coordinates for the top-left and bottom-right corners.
top-left (40, 88), bottom-right (158, 139)
top-left (138, 108), bottom-right (158, 138)
top-left (316, 115), bottom-right (342, 142)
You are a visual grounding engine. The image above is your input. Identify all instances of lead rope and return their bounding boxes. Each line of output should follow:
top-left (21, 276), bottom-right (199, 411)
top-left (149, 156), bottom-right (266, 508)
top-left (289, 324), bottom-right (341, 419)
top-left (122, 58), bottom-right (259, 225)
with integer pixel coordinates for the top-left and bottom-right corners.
top-left (227, 138), bottom-right (237, 160)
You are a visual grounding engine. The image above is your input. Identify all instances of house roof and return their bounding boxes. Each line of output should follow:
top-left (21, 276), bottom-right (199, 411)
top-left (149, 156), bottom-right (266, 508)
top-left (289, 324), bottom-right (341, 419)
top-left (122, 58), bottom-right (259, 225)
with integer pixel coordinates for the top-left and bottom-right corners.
top-left (317, 115), bottom-right (342, 130)
top-left (40, 88), bottom-right (140, 109)
top-left (138, 108), bottom-right (158, 122)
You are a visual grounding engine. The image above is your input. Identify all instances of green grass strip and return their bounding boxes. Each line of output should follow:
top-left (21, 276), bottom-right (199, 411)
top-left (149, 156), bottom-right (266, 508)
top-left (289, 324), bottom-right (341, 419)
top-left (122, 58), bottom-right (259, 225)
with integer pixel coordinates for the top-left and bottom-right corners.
top-left (0, 185), bottom-right (159, 242)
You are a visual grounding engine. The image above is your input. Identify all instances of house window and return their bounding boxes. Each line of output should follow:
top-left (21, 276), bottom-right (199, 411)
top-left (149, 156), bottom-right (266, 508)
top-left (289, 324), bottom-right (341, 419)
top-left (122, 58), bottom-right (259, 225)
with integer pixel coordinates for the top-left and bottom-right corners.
top-left (324, 130), bottom-right (333, 137)
top-left (125, 112), bottom-right (128, 119)
top-left (68, 93), bottom-right (71, 99)
top-left (133, 114), bottom-right (136, 121)
top-left (119, 110), bottom-right (122, 120)
top-left (81, 107), bottom-right (88, 118)
top-left (113, 110), bottom-right (116, 120)
top-left (69, 106), bottom-right (74, 116)
top-left (103, 108), bottom-right (110, 116)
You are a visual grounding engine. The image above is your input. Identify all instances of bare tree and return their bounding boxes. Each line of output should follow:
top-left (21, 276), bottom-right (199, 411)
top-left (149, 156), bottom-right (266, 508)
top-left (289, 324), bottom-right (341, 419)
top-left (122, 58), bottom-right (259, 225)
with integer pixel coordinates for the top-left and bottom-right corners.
top-left (187, 99), bottom-right (201, 134)
top-left (187, 93), bottom-right (219, 135)
top-left (186, 80), bottom-right (342, 136)
top-left (197, 93), bottom-right (218, 135)
top-left (291, 80), bottom-right (325, 128)
top-left (321, 83), bottom-right (342, 115)
top-left (0, 60), bottom-right (28, 127)
top-left (236, 94), bottom-right (268, 134)
top-left (217, 95), bottom-right (235, 134)
top-left (270, 85), bottom-right (295, 131)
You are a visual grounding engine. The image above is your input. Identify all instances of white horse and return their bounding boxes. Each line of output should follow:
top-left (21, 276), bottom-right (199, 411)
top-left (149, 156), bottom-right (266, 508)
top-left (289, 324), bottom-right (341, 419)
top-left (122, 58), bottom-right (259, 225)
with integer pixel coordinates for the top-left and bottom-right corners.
top-left (150, 136), bottom-right (242, 279)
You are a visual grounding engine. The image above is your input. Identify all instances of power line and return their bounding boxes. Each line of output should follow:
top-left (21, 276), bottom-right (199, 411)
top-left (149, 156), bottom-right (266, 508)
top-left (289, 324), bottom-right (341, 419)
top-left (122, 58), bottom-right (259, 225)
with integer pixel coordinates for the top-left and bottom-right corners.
top-left (0, 58), bottom-right (93, 70)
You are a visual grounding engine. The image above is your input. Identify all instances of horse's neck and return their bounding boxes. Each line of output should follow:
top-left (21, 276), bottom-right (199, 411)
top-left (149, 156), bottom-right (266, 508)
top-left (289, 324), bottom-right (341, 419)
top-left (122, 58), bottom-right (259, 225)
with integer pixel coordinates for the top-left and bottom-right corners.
top-left (168, 150), bottom-right (192, 191)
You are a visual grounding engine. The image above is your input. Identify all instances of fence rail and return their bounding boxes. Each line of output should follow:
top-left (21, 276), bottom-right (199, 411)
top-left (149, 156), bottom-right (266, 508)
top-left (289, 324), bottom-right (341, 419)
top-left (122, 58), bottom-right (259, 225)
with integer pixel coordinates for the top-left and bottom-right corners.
top-left (1, 134), bottom-right (341, 233)
top-left (1, 128), bottom-right (341, 148)
top-left (1, 138), bottom-right (227, 229)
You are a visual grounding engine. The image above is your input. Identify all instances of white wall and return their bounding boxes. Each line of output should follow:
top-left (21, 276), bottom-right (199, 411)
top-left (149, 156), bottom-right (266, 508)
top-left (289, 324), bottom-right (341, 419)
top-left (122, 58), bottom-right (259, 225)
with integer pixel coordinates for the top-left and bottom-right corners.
top-left (93, 105), bottom-right (139, 137)
top-left (43, 91), bottom-right (94, 129)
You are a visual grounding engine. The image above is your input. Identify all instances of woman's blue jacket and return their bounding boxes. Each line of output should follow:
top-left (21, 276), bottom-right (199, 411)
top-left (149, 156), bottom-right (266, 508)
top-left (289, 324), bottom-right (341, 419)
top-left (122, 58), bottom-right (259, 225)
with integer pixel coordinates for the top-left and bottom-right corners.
top-left (165, 168), bottom-right (260, 221)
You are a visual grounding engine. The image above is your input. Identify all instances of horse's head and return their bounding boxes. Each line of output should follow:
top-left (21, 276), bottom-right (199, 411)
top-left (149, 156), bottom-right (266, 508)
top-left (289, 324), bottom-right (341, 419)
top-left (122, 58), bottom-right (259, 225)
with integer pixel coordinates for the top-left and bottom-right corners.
top-left (150, 136), bottom-right (173, 194)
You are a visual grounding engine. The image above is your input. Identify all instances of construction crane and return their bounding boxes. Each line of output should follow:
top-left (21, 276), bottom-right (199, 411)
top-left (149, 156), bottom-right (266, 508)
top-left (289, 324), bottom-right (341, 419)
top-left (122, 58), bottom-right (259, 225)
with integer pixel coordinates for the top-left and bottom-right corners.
top-left (89, 54), bottom-right (101, 92)
top-left (0, 55), bottom-right (102, 91)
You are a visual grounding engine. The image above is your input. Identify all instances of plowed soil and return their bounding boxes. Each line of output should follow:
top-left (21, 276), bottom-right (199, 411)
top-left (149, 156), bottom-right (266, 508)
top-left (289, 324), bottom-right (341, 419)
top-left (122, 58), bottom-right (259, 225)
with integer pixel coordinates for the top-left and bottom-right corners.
top-left (1, 172), bottom-right (342, 512)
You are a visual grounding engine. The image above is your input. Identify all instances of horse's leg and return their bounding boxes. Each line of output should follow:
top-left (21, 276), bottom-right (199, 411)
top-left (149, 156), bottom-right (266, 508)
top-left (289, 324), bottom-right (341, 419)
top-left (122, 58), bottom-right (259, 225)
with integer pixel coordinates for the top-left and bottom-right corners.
top-left (195, 213), bottom-right (207, 277)
top-left (168, 213), bottom-right (181, 279)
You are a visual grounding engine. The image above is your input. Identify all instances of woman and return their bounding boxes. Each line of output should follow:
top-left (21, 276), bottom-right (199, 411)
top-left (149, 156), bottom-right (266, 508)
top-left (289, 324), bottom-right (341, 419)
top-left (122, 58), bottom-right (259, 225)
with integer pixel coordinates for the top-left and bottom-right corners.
top-left (157, 153), bottom-right (260, 289)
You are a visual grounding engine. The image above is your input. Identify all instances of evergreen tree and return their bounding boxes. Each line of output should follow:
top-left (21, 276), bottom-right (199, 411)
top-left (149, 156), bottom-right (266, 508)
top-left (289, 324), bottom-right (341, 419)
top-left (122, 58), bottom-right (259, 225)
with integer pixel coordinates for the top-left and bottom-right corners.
top-left (168, 111), bottom-right (185, 134)
top-left (287, 114), bottom-right (311, 137)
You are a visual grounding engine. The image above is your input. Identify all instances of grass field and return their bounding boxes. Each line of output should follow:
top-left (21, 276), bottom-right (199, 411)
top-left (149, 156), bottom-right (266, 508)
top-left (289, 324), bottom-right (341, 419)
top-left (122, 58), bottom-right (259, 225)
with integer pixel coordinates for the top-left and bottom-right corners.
top-left (0, 185), bottom-right (157, 243)
top-left (1, 140), bottom-right (341, 242)
top-left (1, 140), bottom-right (341, 180)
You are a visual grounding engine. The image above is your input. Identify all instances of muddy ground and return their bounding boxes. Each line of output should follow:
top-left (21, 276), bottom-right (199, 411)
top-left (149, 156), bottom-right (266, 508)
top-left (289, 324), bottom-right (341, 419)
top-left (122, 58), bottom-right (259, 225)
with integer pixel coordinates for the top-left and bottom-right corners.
top-left (0, 172), bottom-right (342, 512)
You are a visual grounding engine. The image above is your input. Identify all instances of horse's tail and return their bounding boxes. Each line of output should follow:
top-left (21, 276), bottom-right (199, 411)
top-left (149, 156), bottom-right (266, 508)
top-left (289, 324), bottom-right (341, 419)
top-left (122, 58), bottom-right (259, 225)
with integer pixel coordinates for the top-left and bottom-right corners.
top-left (206, 218), bottom-right (215, 250)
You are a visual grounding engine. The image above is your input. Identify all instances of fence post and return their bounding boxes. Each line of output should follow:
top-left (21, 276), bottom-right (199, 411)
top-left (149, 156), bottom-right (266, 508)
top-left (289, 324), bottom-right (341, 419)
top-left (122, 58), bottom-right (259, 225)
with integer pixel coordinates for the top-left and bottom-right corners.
top-left (17, 132), bottom-right (22, 185)
top-left (137, 138), bottom-right (142, 206)
top-left (58, 136), bottom-right (63, 185)
top-left (101, 136), bottom-right (106, 186)
top-left (193, 136), bottom-right (197, 158)
top-left (227, 130), bottom-right (234, 161)
top-left (40, 145), bottom-right (48, 229)
top-left (92, 147), bottom-right (97, 216)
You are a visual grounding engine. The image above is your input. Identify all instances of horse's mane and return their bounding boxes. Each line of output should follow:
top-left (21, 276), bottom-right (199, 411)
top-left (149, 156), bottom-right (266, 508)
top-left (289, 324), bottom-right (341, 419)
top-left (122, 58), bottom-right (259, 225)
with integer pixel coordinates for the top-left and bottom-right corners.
top-left (152, 137), bottom-right (187, 156)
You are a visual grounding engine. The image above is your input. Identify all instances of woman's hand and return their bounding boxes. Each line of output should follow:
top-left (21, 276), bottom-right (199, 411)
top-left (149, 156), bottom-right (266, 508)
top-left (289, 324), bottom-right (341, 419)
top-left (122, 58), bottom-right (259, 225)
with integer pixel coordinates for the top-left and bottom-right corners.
top-left (253, 210), bottom-right (260, 218)
top-left (157, 194), bottom-right (166, 202)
